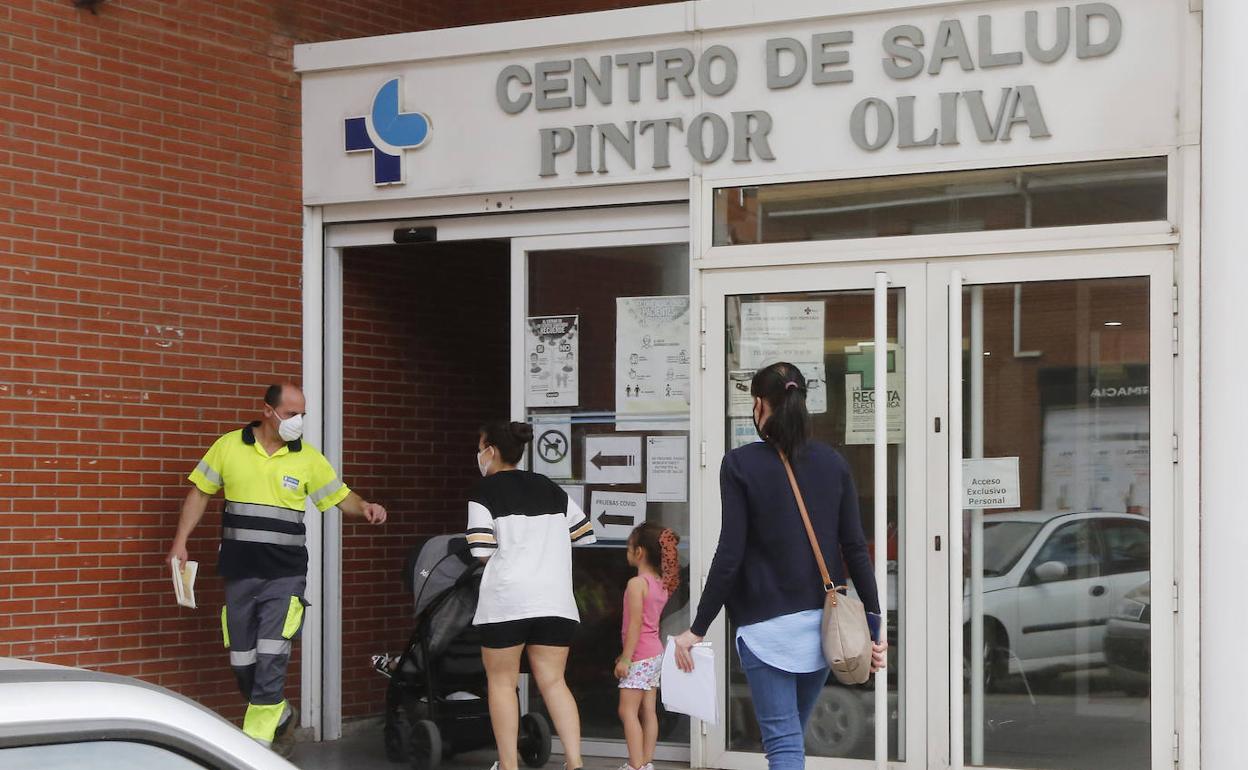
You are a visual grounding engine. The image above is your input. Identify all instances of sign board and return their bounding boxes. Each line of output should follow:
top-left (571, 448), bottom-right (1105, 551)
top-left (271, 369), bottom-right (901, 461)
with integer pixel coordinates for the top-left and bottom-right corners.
top-left (739, 301), bottom-right (825, 369)
top-left (301, 1), bottom-right (1183, 205)
top-left (525, 315), bottom-right (579, 408)
top-left (591, 491), bottom-right (647, 540)
top-left (962, 457), bottom-right (1021, 510)
top-left (646, 436), bottom-right (688, 502)
top-left (616, 296), bottom-right (691, 430)
top-left (584, 435), bottom-right (643, 484)
top-left (532, 417), bottom-right (573, 479)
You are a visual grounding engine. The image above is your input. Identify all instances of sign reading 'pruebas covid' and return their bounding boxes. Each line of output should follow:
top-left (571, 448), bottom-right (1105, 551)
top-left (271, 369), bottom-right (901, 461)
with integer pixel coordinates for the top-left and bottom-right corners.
top-left (496, 4), bottom-right (1122, 176)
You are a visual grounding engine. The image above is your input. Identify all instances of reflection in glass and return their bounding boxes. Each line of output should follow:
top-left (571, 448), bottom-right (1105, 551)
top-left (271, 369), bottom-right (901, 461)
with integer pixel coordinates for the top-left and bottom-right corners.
top-left (961, 278), bottom-right (1151, 770)
top-left (722, 289), bottom-right (904, 762)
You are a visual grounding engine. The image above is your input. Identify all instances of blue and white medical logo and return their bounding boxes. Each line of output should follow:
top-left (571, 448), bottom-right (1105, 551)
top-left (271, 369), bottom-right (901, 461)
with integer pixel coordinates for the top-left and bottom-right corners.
top-left (344, 78), bottom-right (431, 186)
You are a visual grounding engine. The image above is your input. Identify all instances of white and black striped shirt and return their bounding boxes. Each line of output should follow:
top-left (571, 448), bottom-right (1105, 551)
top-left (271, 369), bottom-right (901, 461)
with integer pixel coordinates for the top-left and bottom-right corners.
top-left (467, 470), bottom-right (596, 625)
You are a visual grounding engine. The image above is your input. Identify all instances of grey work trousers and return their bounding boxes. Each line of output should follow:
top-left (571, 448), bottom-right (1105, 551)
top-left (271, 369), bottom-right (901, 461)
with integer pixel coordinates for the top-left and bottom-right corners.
top-left (222, 574), bottom-right (308, 716)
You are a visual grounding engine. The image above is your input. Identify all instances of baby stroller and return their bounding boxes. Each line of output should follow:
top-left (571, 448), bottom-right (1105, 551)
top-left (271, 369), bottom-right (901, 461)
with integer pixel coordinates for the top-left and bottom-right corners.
top-left (378, 534), bottom-right (553, 770)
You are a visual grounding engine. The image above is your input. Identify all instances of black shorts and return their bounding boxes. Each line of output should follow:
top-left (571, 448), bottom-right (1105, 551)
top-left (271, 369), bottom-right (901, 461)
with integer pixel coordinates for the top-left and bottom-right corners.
top-left (477, 616), bottom-right (579, 649)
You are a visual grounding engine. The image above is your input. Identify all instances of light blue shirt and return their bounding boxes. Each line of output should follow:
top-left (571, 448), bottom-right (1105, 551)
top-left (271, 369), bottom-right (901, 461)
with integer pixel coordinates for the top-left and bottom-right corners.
top-left (736, 609), bottom-right (825, 674)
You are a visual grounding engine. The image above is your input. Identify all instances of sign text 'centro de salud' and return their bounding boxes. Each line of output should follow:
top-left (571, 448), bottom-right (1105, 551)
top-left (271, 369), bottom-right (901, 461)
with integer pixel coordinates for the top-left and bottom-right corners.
top-left (494, 4), bottom-right (1123, 177)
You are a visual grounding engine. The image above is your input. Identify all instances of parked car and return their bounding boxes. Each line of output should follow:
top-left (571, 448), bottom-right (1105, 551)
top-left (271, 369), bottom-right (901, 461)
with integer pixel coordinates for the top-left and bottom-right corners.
top-left (965, 511), bottom-right (1150, 689)
top-left (0, 657), bottom-right (297, 770)
top-left (1104, 580), bottom-right (1150, 696)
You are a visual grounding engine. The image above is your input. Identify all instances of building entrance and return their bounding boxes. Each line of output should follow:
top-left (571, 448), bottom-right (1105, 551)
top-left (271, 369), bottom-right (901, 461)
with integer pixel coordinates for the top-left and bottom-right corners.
top-left (699, 251), bottom-right (1175, 770)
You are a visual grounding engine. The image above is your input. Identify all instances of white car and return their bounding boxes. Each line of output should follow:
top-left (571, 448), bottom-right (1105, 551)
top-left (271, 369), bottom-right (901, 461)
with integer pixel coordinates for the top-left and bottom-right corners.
top-left (0, 657), bottom-right (298, 769)
top-left (967, 511), bottom-right (1150, 689)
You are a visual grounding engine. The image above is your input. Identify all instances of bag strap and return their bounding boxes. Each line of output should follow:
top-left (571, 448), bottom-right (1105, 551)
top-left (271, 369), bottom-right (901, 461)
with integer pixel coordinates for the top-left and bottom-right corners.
top-left (778, 451), bottom-right (838, 595)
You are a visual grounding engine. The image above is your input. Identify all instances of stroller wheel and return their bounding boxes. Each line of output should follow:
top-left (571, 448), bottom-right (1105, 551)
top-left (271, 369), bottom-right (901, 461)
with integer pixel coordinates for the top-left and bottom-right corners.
top-left (519, 712), bottom-right (552, 768)
top-left (410, 718), bottom-right (442, 770)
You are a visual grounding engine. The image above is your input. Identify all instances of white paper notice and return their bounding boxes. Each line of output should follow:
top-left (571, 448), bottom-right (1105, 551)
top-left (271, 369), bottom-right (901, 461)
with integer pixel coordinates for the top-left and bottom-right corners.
top-left (584, 435), bottom-right (643, 485)
top-left (661, 638), bottom-right (718, 724)
top-left (616, 296), bottom-right (691, 430)
top-left (532, 417), bottom-right (572, 479)
top-left (793, 362), bottom-right (827, 415)
top-left (727, 370), bottom-right (754, 417)
top-left (730, 418), bottom-right (760, 449)
top-left (739, 301), bottom-right (826, 369)
top-left (962, 457), bottom-right (1021, 509)
top-left (590, 490), bottom-right (647, 540)
top-left (559, 484), bottom-right (585, 514)
top-left (525, 315), bottom-right (578, 408)
top-left (646, 436), bottom-right (688, 503)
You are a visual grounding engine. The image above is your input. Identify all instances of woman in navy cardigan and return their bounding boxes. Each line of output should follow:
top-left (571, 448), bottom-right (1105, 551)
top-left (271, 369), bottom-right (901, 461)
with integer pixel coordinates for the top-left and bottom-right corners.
top-left (673, 362), bottom-right (888, 770)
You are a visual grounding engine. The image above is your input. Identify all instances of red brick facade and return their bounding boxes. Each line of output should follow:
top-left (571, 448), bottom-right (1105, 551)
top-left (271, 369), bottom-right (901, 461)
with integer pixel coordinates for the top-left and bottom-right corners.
top-left (0, 0), bottom-right (676, 725)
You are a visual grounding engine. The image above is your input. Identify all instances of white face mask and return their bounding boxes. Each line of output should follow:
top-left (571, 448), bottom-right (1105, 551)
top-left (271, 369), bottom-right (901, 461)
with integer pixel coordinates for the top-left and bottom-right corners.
top-left (477, 446), bottom-right (492, 477)
top-left (276, 412), bottom-right (303, 442)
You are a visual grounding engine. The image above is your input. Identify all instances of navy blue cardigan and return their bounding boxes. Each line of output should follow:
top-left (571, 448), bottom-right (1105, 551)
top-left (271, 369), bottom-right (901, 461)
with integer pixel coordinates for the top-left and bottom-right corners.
top-left (691, 440), bottom-right (881, 637)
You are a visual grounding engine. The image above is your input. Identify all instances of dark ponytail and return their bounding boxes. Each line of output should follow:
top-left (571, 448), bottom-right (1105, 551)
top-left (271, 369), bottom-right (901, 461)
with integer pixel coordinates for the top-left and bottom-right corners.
top-left (751, 362), bottom-right (812, 460)
top-left (480, 420), bottom-right (534, 465)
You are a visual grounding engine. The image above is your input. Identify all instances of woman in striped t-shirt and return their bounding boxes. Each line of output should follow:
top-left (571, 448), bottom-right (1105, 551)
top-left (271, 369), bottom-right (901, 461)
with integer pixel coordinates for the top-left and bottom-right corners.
top-left (467, 420), bottom-right (596, 770)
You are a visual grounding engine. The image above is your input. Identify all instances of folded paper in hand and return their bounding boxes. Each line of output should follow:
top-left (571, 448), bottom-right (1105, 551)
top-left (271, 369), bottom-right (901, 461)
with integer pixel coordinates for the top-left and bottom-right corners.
top-left (660, 638), bottom-right (717, 725)
top-left (171, 558), bottom-right (198, 609)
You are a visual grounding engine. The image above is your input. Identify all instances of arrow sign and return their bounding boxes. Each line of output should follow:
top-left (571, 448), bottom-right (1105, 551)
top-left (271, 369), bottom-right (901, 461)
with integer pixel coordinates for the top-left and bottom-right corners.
top-left (584, 436), bottom-right (642, 484)
top-left (591, 452), bottom-right (635, 470)
top-left (590, 491), bottom-right (646, 541)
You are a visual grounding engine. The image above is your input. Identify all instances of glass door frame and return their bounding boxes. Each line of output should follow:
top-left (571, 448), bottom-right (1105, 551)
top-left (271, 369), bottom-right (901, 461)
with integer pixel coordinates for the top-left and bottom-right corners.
top-left (700, 262), bottom-right (930, 770)
top-left (925, 250), bottom-right (1177, 770)
top-left (511, 225), bottom-right (693, 764)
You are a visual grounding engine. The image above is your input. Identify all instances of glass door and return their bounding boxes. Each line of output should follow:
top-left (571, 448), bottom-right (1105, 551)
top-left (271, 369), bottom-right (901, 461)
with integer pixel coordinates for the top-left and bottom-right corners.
top-left (512, 228), bottom-right (694, 762)
top-left (929, 251), bottom-right (1175, 770)
top-left (701, 263), bottom-right (929, 770)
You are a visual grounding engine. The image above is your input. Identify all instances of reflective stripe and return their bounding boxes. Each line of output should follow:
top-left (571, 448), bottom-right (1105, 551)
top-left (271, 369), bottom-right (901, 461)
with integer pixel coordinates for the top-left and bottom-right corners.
top-left (225, 501), bottom-right (303, 524)
top-left (243, 700), bottom-right (287, 744)
top-left (230, 649), bottom-right (258, 666)
top-left (195, 461), bottom-right (223, 487)
top-left (309, 479), bottom-right (344, 505)
top-left (257, 638), bottom-right (292, 656)
top-left (222, 528), bottom-right (306, 546)
top-left (282, 595), bottom-right (305, 639)
top-left (220, 606), bottom-right (230, 648)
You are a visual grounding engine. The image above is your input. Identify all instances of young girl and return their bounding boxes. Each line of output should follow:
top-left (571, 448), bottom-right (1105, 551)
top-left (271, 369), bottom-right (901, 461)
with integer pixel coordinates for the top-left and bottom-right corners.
top-left (615, 522), bottom-right (680, 770)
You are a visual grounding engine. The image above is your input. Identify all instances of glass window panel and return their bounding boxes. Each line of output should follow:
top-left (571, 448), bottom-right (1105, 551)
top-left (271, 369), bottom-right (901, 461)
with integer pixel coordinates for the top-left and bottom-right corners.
top-left (722, 288), bottom-right (904, 763)
top-left (0, 741), bottom-right (208, 769)
top-left (713, 158), bottom-right (1166, 246)
top-left (961, 277), bottom-right (1151, 770)
top-left (525, 243), bottom-right (691, 747)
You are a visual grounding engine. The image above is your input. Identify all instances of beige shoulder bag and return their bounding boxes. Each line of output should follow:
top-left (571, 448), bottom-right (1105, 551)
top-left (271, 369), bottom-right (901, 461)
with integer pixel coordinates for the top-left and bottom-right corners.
top-left (779, 452), bottom-right (874, 685)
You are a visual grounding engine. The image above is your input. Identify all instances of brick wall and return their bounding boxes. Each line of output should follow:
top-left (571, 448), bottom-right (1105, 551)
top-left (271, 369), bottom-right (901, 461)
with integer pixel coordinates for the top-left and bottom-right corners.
top-left (338, 242), bottom-right (510, 719)
top-left (0, 0), bottom-right (673, 728)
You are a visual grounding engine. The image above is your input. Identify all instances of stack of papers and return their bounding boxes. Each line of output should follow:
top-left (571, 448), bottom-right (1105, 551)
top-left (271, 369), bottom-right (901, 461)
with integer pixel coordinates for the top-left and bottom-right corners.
top-left (660, 638), bottom-right (718, 725)
top-left (170, 558), bottom-right (198, 609)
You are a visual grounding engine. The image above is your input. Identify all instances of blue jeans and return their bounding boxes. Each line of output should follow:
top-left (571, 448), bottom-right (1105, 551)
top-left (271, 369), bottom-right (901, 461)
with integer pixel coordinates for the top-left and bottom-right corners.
top-left (738, 639), bottom-right (828, 770)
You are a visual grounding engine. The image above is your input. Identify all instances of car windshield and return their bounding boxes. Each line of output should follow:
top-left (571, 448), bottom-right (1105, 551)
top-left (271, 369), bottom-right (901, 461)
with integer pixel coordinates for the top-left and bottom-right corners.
top-left (982, 521), bottom-right (1044, 576)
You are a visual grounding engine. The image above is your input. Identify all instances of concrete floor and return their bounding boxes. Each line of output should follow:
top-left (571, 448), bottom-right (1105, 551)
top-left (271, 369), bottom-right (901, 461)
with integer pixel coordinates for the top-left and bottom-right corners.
top-left (289, 720), bottom-right (651, 770)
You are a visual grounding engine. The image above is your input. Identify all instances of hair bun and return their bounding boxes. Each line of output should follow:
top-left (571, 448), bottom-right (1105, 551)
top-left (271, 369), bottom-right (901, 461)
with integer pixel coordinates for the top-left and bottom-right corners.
top-left (510, 421), bottom-right (535, 444)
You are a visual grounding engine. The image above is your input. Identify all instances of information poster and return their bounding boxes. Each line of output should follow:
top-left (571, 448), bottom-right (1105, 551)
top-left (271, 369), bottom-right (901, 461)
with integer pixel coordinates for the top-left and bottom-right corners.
top-left (616, 296), bottom-right (691, 429)
top-left (584, 435), bottom-right (643, 485)
top-left (729, 364), bottom-right (825, 415)
top-left (731, 418), bottom-right (760, 449)
top-left (532, 416), bottom-right (573, 479)
top-left (962, 457), bottom-right (1021, 509)
top-left (844, 344), bottom-right (904, 445)
top-left (525, 315), bottom-right (578, 408)
top-left (1041, 406), bottom-right (1150, 515)
top-left (590, 491), bottom-right (647, 540)
top-left (739, 301), bottom-right (826, 369)
top-left (727, 370), bottom-right (754, 417)
top-left (646, 436), bottom-right (688, 502)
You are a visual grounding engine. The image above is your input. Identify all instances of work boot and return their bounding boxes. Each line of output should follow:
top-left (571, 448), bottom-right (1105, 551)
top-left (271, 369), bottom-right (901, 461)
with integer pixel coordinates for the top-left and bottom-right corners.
top-left (273, 703), bottom-right (299, 758)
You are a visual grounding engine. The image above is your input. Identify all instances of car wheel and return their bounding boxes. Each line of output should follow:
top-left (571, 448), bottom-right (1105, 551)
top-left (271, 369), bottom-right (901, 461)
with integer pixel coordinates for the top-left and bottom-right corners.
top-left (409, 719), bottom-right (442, 770)
top-left (964, 624), bottom-right (1010, 693)
top-left (804, 686), bottom-right (868, 758)
top-left (519, 712), bottom-right (552, 768)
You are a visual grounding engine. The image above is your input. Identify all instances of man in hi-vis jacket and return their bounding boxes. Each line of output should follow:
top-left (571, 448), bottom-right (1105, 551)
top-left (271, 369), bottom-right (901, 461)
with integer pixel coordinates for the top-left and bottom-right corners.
top-left (167, 383), bottom-right (386, 755)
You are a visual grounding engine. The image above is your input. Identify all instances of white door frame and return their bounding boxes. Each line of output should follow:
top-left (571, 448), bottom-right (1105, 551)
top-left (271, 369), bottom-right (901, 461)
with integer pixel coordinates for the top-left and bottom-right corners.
top-left (314, 204), bottom-right (687, 742)
top-left (699, 262), bottom-right (930, 770)
top-left (926, 249), bottom-right (1176, 770)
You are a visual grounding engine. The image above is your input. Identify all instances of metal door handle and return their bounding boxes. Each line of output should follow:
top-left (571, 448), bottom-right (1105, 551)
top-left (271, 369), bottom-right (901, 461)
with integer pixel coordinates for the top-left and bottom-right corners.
top-left (1090, 585), bottom-right (1106, 597)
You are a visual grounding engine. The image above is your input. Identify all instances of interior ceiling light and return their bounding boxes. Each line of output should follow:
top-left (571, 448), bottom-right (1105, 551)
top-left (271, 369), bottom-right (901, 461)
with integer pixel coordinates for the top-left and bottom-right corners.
top-left (1105, 321), bottom-right (1124, 327)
